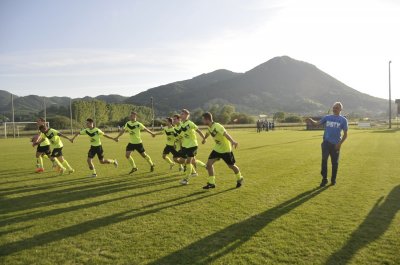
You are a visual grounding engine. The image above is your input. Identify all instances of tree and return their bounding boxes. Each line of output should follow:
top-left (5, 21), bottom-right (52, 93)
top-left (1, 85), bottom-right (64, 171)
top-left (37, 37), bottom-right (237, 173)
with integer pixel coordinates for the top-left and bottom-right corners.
top-left (273, 112), bottom-right (285, 121)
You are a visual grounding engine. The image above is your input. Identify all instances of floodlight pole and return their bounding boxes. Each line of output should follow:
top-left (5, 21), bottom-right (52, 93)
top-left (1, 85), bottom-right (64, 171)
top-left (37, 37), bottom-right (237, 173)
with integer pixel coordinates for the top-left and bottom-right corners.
top-left (151, 96), bottom-right (154, 130)
top-left (69, 98), bottom-right (73, 135)
top-left (11, 93), bottom-right (15, 138)
top-left (389, 61), bottom-right (392, 129)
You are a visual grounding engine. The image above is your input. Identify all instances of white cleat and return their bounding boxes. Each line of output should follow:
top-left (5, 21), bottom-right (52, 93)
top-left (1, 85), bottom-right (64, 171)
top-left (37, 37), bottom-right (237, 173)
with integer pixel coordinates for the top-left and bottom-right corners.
top-left (180, 179), bottom-right (189, 185)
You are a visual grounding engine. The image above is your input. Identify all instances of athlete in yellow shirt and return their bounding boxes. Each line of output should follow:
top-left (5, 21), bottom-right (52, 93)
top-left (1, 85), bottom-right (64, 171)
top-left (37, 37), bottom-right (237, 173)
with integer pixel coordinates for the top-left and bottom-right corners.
top-left (33, 117), bottom-right (52, 173)
top-left (179, 109), bottom-right (206, 185)
top-left (115, 112), bottom-right (156, 174)
top-left (71, 118), bottom-right (118, 177)
top-left (35, 125), bottom-right (74, 174)
top-left (201, 112), bottom-right (243, 189)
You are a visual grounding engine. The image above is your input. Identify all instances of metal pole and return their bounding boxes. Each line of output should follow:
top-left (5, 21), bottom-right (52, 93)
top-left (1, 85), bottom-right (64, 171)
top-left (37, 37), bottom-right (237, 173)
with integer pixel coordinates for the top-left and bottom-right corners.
top-left (11, 94), bottom-right (15, 138)
top-left (69, 98), bottom-right (73, 135)
top-left (44, 97), bottom-right (47, 123)
top-left (151, 96), bottom-right (154, 130)
top-left (389, 61), bottom-right (392, 129)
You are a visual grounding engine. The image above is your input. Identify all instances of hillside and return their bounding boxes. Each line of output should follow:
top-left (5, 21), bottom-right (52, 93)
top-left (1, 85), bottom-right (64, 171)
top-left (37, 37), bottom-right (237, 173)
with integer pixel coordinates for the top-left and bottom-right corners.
top-left (126, 56), bottom-right (389, 116)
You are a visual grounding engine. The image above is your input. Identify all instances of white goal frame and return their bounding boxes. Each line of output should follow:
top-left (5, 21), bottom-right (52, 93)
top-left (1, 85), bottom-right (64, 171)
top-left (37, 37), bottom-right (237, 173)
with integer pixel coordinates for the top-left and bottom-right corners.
top-left (3, 122), bottom-right (50, 139)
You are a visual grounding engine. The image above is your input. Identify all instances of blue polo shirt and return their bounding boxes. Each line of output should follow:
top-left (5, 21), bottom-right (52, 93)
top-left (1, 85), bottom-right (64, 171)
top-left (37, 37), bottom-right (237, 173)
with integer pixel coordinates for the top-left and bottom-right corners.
top-left (320, 115), bottom-right (348, 144)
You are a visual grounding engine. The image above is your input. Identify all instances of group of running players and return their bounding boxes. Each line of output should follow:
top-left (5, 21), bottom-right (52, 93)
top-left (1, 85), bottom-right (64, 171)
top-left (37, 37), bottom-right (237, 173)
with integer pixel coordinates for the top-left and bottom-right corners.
top-left (32, 109), bottom-right (244, 190)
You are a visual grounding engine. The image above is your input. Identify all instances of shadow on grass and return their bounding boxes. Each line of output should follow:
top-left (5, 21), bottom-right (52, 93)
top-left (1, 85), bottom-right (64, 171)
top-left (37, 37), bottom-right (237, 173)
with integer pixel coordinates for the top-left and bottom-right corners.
top-left (149, 186), bottom-right (328, 265)
top-left (0, 173), bottom-right (177, 215)
top-left (0, 188), bottom-right (235, 256)
top-left (325, 185), bottom-right (400, 265)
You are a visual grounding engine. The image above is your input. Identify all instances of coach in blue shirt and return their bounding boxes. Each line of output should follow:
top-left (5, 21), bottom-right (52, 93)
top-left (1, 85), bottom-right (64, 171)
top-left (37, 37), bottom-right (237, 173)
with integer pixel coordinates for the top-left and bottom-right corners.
top-left (307, 102), bottom-right (348, 187)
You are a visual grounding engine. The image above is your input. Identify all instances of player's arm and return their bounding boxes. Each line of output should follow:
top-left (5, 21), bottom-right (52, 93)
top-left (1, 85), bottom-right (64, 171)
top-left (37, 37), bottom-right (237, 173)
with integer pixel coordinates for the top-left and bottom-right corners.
top-left (143, 127), bottom-right (156, 137)
top-left (202, 132), bottom-right (210, 144)
top-left (103, 134), bottom-right (118, 142)
top-left (305, 117), bottom-right (320, 126)
top-left (58, 132), bottom-right (73, 143)
top-left (223, 131), bottom-right (238, 149)
top-left (32, 136), bottom-right (45, 147)
top-left (154, 131), bottom-right (164, 136)
top-left (114, 129), bottom-right (126, 142)
top-left (335, 130), bottom-right (348, 150)
top-left (196, 128), bottom-right (206, 142)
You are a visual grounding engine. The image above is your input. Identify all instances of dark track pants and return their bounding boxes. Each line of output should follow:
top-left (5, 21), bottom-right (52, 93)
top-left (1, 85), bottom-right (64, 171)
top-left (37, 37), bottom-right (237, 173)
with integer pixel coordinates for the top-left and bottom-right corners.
top-left (321, 140), bottom-right (340, 182)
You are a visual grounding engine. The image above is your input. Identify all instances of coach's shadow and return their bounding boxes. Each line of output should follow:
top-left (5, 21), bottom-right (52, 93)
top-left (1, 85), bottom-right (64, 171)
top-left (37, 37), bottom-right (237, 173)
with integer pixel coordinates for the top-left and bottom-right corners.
top-left (325, 185), bottom-right (400, 265)
top-left (149, 186), bottom-right (328, 265)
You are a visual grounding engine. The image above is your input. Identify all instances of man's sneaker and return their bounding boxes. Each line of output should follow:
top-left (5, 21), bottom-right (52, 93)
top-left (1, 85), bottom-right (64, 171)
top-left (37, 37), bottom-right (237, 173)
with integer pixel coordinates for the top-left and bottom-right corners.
top-left (150, 164), bottom-right (155, 172)
top-left (129, 167), bottom-right (138, 174)
top-left (190, 172), bottom-right (198, 177)
top-left (114, 159), bottom-right (118, 168)
top-left (180, 179), bottom-right (189, 185)
top-left (90, 173), bottom-right (97, 178)
top-left (35, 168), bottom-right (44, 173)
top-left (169, 163), bottom-right (175, 170)
top-left (236, 177), bottom-right (244, 188)
top-left (320, 178), bottom-right (328, 187)
top-left (68, 169), bottom-right (75, 174)
top-left (203, 183), bottom-right (216, 189)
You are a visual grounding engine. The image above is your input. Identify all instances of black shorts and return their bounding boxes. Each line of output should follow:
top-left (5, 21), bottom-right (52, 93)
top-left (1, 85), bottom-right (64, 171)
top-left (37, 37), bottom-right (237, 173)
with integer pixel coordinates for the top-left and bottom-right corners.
top-left (126, 143), bottom-right (145, 153)
top-left (163, 145), bottom-right (180, 157)
top-left (88, 145), bottom-right (104, 160)
top-left (181, 146), bottom-right (198, 158)
top-left (208, 150), bottom-right (236, 165)
top-left (37, 145), bottom-right (51, 156)
top-left (51, 147), bottom-right (63, 157)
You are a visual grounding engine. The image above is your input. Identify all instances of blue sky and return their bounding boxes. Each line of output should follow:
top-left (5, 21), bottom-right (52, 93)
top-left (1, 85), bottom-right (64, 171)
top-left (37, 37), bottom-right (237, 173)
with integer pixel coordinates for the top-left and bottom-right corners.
top-left (0, 0), bottom-right (399, 100)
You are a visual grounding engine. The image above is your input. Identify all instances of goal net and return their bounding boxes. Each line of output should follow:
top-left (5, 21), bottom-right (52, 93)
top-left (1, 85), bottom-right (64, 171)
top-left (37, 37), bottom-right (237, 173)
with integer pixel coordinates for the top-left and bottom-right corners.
top-left (2, 122), bottom-right (50, 139)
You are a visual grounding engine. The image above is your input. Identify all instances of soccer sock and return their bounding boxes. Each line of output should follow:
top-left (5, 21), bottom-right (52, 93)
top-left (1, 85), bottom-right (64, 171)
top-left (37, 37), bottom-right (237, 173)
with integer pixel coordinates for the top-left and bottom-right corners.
top-left (53, 158), bottom-right (65, 169)
top-left (37, 157), bottom-right (43, 168)
top-left (196, 160), bottom-right (206, 168)
top-left (186, 164), bottom-right (194, 178)
top-left (128, 156), bottom-right (136, 168)
top-left (235, 172), bottom-right (243, 180)
top-left (208, 175), bottom-right (216, 185)
top-left (144, 155), bottom-right (154, 166)
top-left (92, 168), bottom-right (97, 174)
top-left (107, 159), bottom-right (115, 165)
top-left (164, 157), bottom-right (174, 165)
top-left (62, 160), bottom-right (73, 170)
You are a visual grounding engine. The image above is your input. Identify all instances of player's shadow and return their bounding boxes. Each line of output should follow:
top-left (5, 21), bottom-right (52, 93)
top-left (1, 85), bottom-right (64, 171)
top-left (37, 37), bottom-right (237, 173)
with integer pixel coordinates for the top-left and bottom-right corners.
top-left (149, 186), bottom-right (328, 265)
top-left (0, 188), bottom-right (235, 256)
top-left (325, 185), bottom-right (400, 265)
top-left (0, 173), bottom-right (178, 215)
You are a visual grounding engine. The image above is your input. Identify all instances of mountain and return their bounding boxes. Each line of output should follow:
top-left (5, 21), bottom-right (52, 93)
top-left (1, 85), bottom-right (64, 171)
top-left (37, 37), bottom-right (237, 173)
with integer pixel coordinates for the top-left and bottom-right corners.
top-left (126, 56), bottom-right (390, 116)
top-left (125, 69), bottom-right (242, 113)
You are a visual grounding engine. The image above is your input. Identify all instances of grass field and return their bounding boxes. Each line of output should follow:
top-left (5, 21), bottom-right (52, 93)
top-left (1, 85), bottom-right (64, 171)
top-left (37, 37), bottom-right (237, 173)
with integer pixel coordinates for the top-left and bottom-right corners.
top-left (1, 128), bottom-right (399, 265)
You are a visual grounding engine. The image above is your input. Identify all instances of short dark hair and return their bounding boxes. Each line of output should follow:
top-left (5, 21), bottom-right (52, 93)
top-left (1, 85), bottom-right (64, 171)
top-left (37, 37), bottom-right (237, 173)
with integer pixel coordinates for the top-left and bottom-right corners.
top-left (202, 112), bottom-right (213, 121)
top-left (131, 111), bottom-right (137, 115)
top-left (166, 117), bottom-right (173, 124)
top-left (38, 125), bottom-right (46, 130)
top-left (173, 114), bottom-right (180, 119)
top-left (86, 118), bottom-right (94, 123)
top-left (37, 117), bottom-right (45, 122)
top-left (181, 109), bottom-right (190, 115)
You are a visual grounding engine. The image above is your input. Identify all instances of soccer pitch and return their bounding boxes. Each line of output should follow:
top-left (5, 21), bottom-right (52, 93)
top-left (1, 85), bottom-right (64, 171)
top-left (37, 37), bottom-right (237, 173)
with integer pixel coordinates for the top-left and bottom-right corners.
top-left (1, 129), bottom-right (399, 265)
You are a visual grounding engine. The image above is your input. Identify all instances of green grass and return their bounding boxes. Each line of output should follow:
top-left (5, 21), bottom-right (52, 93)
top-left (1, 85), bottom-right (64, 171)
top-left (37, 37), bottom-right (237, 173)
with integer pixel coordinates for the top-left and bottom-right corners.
top-left (1, 129), bottom-right (399, 265)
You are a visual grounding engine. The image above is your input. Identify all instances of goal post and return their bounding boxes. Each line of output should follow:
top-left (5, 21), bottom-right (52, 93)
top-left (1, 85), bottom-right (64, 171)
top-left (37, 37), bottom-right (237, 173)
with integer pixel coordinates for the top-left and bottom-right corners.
top-left (2, 122), bottom-right (50, 139)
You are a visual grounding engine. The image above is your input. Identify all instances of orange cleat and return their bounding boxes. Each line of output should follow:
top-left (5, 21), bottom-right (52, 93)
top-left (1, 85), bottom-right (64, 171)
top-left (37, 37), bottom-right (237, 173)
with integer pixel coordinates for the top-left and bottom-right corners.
top-left (35, 168), bottom-right (44, 173)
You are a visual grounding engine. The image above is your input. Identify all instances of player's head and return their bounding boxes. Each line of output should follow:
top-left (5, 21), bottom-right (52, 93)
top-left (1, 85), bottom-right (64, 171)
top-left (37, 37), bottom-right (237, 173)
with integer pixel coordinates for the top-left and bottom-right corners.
top-left (332, 102), bottom-right (343, 115)
top-left (36, 117), bottom-right (45, 126)
top-left (38, 125), bottom-right (47, 133)
top-left (180, 109), bottom-right (190, 120)
top-left (172, 114), bottom-right (181, 125)
top-left (202, 112), bottom-right (213, 126)
top-left (165, 117), bottom-right (173, 126)
top-left (86, 118), bottom-right (94, 128)
top-left (130, 111), bottom-right (137, 121)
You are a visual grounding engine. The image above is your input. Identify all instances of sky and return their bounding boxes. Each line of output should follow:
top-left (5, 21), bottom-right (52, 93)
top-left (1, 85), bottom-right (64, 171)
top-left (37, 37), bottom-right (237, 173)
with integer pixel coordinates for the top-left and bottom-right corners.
top-left (0, 0), bottom-right (399, 100)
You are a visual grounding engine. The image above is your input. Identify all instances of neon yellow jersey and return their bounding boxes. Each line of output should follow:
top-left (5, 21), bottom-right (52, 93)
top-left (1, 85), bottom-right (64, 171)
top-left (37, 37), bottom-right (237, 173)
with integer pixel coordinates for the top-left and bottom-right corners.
top-left (80, 127), bottom-right (104, 146)
top-left (124, 121), bottom-right (145, 144)
top-left (39, 132), bottom-right (50, 146)
top-left (43, 128), bottom-right (64, 149)
top-left (162, 127), bottom-right (176, 146)
top-left (180, 120), bottom-right (198, 148)
top-left (208, 122), bottom-right (231, 153)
